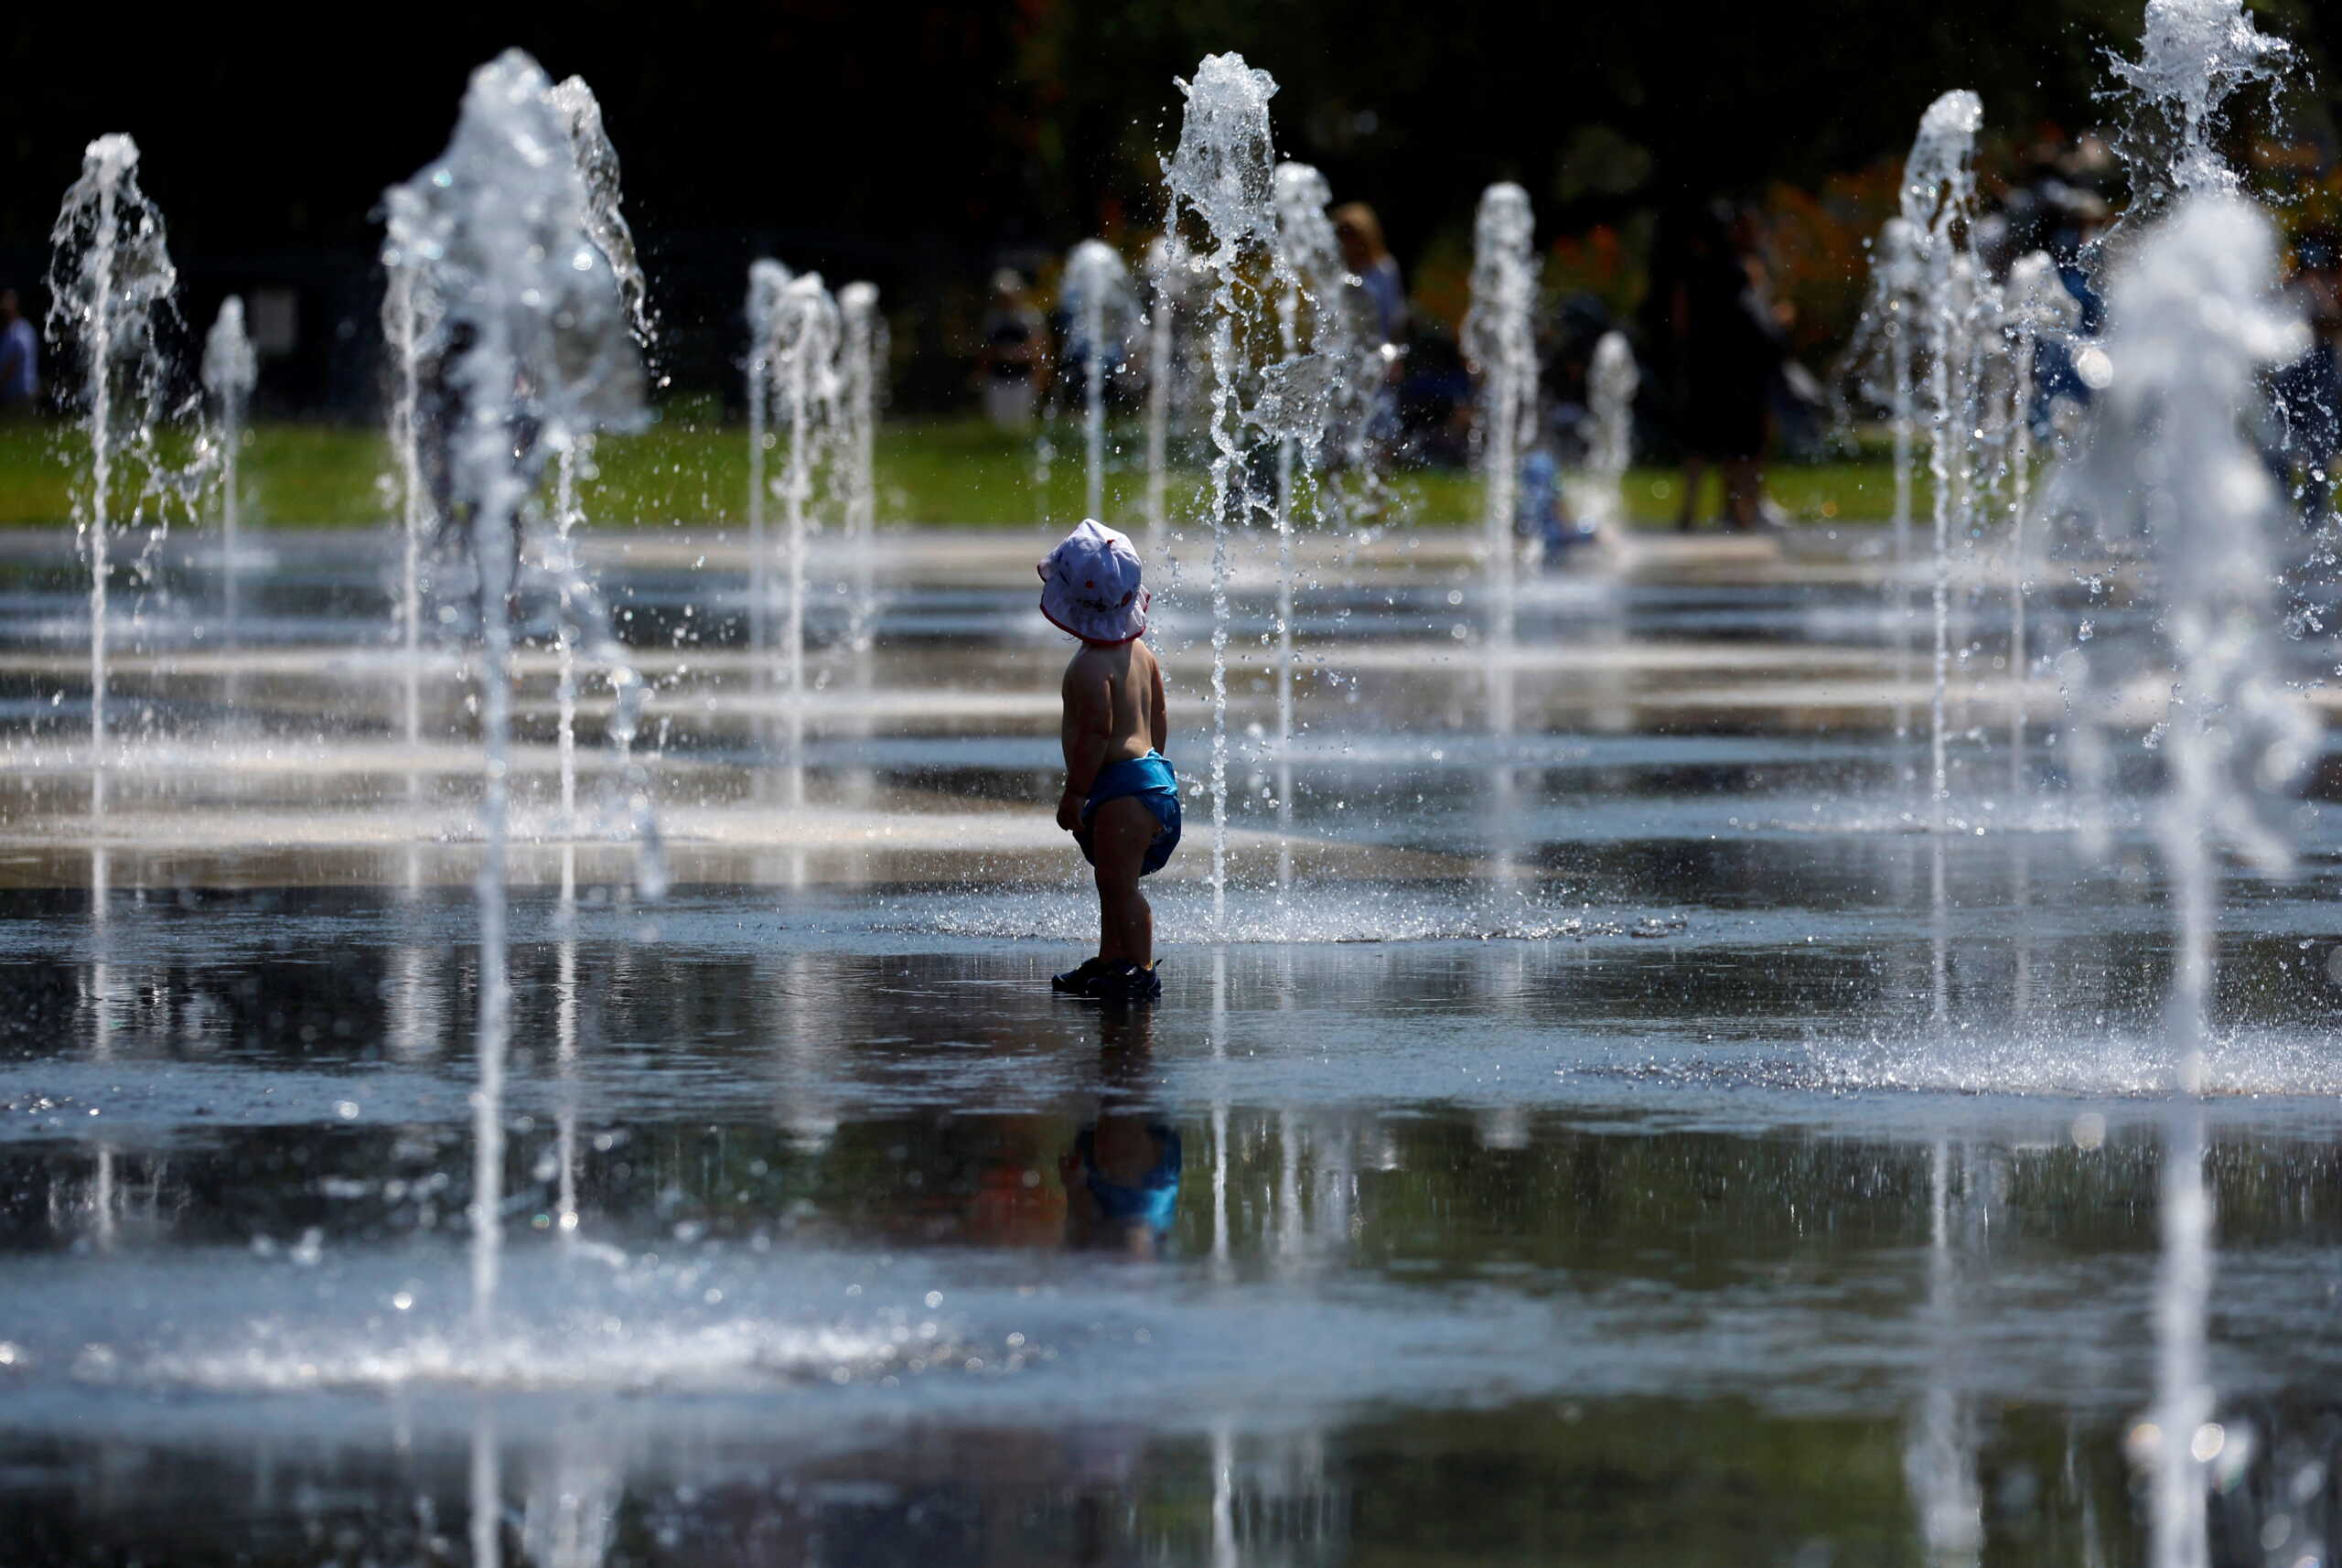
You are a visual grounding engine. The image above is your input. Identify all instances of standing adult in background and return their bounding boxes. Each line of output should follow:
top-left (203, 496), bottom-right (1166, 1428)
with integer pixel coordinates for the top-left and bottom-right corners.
top-left (0, 290), bottom-right (38, 415)
top-left (1650, 204), bottom-right (1785, 532)
top-left (2272, 230), bottom-right (2342, 530)
top-left (1334, 203), bottom-right (1408, 457)
top-left (976, 269), bottom-right (1049, 430)
top-left (1333, 203), bottom-right (1408, 351)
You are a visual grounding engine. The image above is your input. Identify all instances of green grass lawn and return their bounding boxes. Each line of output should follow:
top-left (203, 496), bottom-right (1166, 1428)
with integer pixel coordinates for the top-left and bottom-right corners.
top-left (0, 413), bottom-right (1920, 531)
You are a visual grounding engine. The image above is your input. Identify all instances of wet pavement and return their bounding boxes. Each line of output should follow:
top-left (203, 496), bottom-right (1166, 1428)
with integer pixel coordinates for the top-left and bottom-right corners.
top-left (3, 524), bottom-right (2340, 1565)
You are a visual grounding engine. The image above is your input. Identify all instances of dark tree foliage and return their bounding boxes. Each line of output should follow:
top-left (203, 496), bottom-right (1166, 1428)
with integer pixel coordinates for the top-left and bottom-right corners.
top-left (0, 0), bottom-right (2328, 410)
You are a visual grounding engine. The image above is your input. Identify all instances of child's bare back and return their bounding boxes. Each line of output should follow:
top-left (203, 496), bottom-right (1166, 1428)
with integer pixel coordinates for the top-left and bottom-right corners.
top-left (1059, 639), bottom-right (1166, 780)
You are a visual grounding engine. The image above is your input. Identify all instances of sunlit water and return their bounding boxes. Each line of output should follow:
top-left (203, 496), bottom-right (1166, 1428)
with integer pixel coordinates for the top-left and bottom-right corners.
top-left (4, 524), bottom-right (2342, 1563)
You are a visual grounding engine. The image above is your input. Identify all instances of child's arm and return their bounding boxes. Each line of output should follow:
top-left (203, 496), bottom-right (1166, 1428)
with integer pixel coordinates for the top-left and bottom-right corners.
top-left (1148, 650), bottom-right (1168, 757)
top-left (1058, 659), bottom-right (1112, 831)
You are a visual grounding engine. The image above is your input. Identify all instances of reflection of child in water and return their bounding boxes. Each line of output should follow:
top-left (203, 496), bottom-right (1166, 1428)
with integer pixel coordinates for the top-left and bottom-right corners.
top-left (1061, 1120), bottom-right (1181, 1254)
top-left (1060, 1004), bottom-right (1181, 1253)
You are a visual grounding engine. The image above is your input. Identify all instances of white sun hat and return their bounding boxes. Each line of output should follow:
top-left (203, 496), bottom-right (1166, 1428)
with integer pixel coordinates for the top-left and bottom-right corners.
top-left (1037, 519), bottom-right (1150, 644)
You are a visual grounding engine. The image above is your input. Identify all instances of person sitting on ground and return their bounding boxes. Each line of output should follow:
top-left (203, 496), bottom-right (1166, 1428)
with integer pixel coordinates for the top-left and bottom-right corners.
top-left (1038, 520), bottom-right (1177, 1002)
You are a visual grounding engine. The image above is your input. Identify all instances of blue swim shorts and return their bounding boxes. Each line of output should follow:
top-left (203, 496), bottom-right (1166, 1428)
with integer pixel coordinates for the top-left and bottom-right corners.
top-left (1076, 751), bottom-right (1182, 876)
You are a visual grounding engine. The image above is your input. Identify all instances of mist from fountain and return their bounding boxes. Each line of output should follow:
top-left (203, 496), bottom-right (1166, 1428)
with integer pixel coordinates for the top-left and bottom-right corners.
top-left (381, 47), bottom-right (647, 1333)
top-left (1163, 51), bottom-right (1285, 935)
top-left (2066, 192), bottom-right (2314, 1568)
top-left (46, 134), bottom-right (188, 823)
top-left (200, 296), bottom-right (255, 640)
top-left (1063, 241), bottom-right (1136, 525)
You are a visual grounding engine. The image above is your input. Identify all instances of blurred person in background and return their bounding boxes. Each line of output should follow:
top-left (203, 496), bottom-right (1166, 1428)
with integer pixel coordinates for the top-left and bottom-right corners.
top-left (1336, 202), bottom-right (1407, 456)
top-left (2271, 229), bottom-right (2342, 531)
top-left (1394, 321), bottom-right (1475, 469)
top-left (977, 268), bottom-right (1049, 429)
top-left (1650, 203), bottom-right (1786, 532)
top-left (0, 290), bottom-right (38, 415)
top-left (1334, 203), bottom-right (1407, 351)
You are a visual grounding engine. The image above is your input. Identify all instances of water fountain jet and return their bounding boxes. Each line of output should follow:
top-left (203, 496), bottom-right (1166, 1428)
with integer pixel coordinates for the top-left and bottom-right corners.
top-left (47, 134), bottom-right (184, 823)
top-left (1464, 183), bottom-right (1539, 660)
top-left (1999, 252), bottom-right (2078, 803)
top-left (1268, 161), bottom-right (1356, 900)
top-left (1583, 331), bottom-right (1637, 541)
top-left (2107, 0), bottom-right (2291, 218)
top-left (1063, 241), bottom-right (1136, 525)
top-left (2068, 192), bottom-right (2314, 1568)
top-left (1163, 52), bottom-right (1285, 935)
top-left (548, 75), bottom-right (653, 859)
top-left (748, 268), bottom-right (842, 808)
top-left (745, 260), bottom-right (790, 676)
top-left (1900, 90), bottom-right (1983, 833)
top-left (201, 296), bottom-right (255, 641)
top-left (1142, 233), bottom-right (1194, 544)
top-left (1850, 217), bottom-right (1925, 753)
top-left (381, 48), bottom-right (646, 1334)
top-left (838, 281), bottom-right (883, 663)
top-left (382, 262), bottom-right (439, 781)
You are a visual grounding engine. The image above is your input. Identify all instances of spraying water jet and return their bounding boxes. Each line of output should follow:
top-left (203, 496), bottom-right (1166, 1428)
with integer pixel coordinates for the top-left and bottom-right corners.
top-left (1163, 52), bottom-right (1285, 936)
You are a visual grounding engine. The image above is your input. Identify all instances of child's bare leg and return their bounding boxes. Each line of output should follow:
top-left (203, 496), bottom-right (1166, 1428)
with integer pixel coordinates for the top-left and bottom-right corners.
top-left (1091, 797), bottom-right (1156, 970)
top-left (1094, 875), bottom-right (1127, 970)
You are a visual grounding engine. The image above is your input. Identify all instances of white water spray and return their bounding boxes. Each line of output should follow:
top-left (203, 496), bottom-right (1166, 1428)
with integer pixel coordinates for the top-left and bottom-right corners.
top-left (1063, 241), bottom-right (1136, 524)
top-left (2108, 0), bottom-right (2291, 217)
top-left (201, 296), bottom-right (255, 640)
top-left (1163, 52), bottom-right (1284, 935)
top-left (1268, 161), bottom-right (1356, 896)
top-left (382, 262), bottom-right (438, 776)
top-left (2068, 193), bottom-right (2314, 1568)
top-left (838, 281), bottom-right (882, 660)
top-left (2000, 252), bottom-right (2076, 800)
top-left (1585, 331), bottom-right (1637, 536)
top-left (547, 74), bottom-right (652, 849)
top-left (382, 48), bottom-right (646, 1335)
top-left (750, 268), bottom-right (842, 807)
top-left (47, 134), bottom-right (183, 824)
top-left (1465, 184), bottom-right (1538, 651)
top-left (745, 260), bottom-right (790, 672)
top-left (1900, 91), bottom-right (1983, 830)
top-left (1854, 217), bottom-right (1925, 750)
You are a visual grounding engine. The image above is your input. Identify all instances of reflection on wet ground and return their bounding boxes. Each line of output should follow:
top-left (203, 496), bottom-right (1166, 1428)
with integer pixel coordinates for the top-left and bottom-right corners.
top-left (3, 528), bottom-right (2340, 1563)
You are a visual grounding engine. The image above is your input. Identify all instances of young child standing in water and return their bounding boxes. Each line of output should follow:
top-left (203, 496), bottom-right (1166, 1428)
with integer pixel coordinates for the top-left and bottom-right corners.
top-left (1037, 521), bottom-right (1179, 1002)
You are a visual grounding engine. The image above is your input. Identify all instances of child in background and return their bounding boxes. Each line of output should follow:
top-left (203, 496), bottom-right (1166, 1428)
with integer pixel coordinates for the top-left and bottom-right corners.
top-left (1037, 521), bottom-right (1178, 1002)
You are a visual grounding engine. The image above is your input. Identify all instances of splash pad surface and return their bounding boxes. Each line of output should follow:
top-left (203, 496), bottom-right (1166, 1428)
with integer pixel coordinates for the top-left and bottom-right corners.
top-left (5, 522), bottom-right (2342, 1561)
